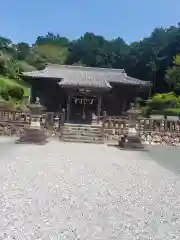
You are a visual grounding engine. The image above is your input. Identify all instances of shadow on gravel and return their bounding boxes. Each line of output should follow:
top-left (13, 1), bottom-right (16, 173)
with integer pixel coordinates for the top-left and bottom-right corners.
top-left (146, 146), bottom-right (180, 175)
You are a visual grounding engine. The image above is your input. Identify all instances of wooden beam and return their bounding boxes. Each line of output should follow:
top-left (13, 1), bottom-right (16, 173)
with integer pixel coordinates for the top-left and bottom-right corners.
top-left (66, 94), bottom-right (71, 122)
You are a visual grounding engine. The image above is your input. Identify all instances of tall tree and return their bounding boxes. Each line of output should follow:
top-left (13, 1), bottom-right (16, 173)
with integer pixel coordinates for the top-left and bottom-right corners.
top-left (166, 54), bottom-right (180, 93)
top-left (35, 32), bottom-right (69, 47)
top-left (33, 44), bottom-right (68, 64)
top-left (16, 42), bottom-right (30, 61)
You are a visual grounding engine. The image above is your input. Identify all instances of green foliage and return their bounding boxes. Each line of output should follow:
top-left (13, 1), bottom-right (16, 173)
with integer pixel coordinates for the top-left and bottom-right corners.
top-left (0, 76), bottom-right (30, 97)
top-left (5, 59), bottom-right (20, 79)
top-left (147, 92), bottom-right (179, 109)
top-left (33, 44), bottom-right (68, 64)
top-left (144, 92), bottom-right (180, 116)
top-left (163, 108), bottom-right (180, 116)
top-left (35, 32), bottom-right (69, 47)
top-left (1, 89), bottom-right (9, 101)
top-left (17, 60), bottom-right (36, 72)
top-left (166, 54), bottom-right (180, 92)
top-left (1, 23), bottom-right (180, 95)
top-left (16, 42), bottom-right (30, 60)
top-left (8, 86), bottom-right (24, 100)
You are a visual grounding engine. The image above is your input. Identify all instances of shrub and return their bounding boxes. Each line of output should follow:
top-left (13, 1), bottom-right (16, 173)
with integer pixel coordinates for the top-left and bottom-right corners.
top-left (4, 59), bottom-right (21, 80)
top-left (163, 108), bottom-right (180, 116)
top-left (142, 92), bottom-right (180, 117)
top-left (146, 92), bottom-right (179, 110)
top-left (1, 89), bottom-right (9, 101)
top-left (8, 86), bottom-right (24, 100)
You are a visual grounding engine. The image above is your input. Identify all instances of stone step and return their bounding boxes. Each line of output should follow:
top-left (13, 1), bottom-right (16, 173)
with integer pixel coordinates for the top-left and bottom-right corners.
top-left (63, 138), bottom-right (104, 144)
top-left (62, 134), bottom-right (103, 141)
top-left (62, 130), bottom-right (102, 137)
top-left (63, 127), bottom-right (101, 132)
top-left (61, 124), bottom-right (103, 143)
top-left (64, 124), bottom-right (101, 128)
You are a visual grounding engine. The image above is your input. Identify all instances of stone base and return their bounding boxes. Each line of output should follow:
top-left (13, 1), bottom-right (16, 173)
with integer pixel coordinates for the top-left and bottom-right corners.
top-left (15, 128), bottom-right (48, 145)
top-left (118, 132), bottom-right (145, 151)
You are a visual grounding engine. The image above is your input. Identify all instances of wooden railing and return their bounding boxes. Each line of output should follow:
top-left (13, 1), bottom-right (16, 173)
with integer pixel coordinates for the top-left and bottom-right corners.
top-left (102, 116), bottom-right (180, 133)
top-left (0, 108), bottom-right (67, 136)
top-left (0, 110), bottom-right (30, 124)
top-left (0, 110), bottom-right (66, 125)
top-left (102, 116), bottom-right (129, 133)
top-left (136, 118), bottom-right (180, 133)
top-left (0, 109), bottom-right (180, 139)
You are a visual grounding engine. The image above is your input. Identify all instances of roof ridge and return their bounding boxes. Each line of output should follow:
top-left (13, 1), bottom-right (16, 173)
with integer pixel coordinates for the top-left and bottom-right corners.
top-left (46, 63), bottom-right (125, 73)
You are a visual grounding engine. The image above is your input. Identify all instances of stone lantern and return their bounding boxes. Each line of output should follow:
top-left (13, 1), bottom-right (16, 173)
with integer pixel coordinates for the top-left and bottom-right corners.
top-left (27, 97), bottom-right (44, 129)
top-left (119, 102), bottom-right (144, 150)
top-left (16, 97), bottom-right (48, 144)
top-left (54, 116), bottom-right (60, 131)
top-left (127, 102), bottom-right (140, 130)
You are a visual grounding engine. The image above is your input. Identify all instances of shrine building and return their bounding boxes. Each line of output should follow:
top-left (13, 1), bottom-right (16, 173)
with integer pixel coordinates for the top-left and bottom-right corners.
top-left (22, 64), bottom-right (150, 124)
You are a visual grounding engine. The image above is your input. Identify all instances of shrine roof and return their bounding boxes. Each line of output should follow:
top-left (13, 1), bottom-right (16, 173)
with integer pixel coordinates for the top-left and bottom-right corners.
top-left (22, 64), bottom-right (150, 89)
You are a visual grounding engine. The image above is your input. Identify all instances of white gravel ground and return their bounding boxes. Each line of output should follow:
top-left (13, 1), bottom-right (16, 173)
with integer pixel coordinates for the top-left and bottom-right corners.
top-left (0, 137), bottom-right (180, 239)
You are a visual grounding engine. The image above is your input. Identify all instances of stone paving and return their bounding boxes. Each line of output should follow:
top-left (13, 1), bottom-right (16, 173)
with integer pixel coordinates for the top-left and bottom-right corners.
top-left (0, 137), bottom-right (180, 239)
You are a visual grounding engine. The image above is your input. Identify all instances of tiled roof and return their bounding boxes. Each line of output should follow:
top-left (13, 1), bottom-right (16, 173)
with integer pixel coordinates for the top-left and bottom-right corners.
top-left (23, 64), bottom-right (150, 89)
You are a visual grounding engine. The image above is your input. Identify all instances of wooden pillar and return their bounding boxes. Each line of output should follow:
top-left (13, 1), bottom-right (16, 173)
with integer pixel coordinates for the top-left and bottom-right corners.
top-left (66, 94), bottom-right (71, 122)
top-left (60, 108), bottom-right (66, 125)
top-left (121, 99), bottom-right (126, 114)
top-left (97, 95), bottom-right (102, 124)
top-left (30, 80), bottom-right (37, 103)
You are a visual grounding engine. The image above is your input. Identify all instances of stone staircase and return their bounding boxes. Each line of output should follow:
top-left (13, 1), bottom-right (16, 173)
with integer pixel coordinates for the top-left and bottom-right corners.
top-left (60, 124), bottom-right (104, 144)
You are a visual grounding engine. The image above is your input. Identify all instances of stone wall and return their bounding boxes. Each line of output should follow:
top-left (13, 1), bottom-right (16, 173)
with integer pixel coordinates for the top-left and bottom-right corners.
top-left (0, 123), bottom-right (27, 137)
top-left (140, 132), bottom-right (180, 146)
top-left (104, 129), bottom-right (180, 146)
top-left (102, 116), bottom-right (180, 146)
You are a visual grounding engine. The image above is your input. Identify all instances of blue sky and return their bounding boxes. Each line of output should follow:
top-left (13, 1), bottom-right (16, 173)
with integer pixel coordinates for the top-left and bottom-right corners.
top-left (0, 0), bottom-right (180, 45)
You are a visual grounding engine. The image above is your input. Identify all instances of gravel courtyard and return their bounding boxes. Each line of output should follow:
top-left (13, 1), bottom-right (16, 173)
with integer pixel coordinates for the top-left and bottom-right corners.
top-left (0, 137), bottom-right (180, 240)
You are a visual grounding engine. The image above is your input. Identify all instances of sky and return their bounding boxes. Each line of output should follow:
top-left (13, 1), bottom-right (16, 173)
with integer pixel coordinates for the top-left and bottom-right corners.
top-left (0, 0), bottom-right (180, 45)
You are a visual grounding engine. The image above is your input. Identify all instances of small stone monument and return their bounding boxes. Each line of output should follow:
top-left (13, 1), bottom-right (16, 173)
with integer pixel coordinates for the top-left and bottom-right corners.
top-left (118, 102), bottom-right (144, 150)
top-left (16, 97), bottom-right (47, 144)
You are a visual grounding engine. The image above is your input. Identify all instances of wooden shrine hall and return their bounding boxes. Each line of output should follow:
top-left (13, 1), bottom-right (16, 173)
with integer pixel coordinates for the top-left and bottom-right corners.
top-left (22, 64), bottom-right (150, 124)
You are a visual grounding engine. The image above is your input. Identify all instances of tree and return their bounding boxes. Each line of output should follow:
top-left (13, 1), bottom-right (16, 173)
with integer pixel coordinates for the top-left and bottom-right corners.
top-left (0, 55), bottom-right (6, 74)
top-left (16, 42), bottom-right (30, 60)
top-left (4, 59), bottom-right (20, 79)
top-left (1, 23), bottom-right (180, 97)
top-left (0, 36), bottom-right (12, 50)
top-left (143, 92), bottom-right (180, 116)
top-left (35, 32), bottom-right (69, 47)
top-left (33, 44), bottom-right (68, 64)
top-left (165, 55), bottom-right (180, 93)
